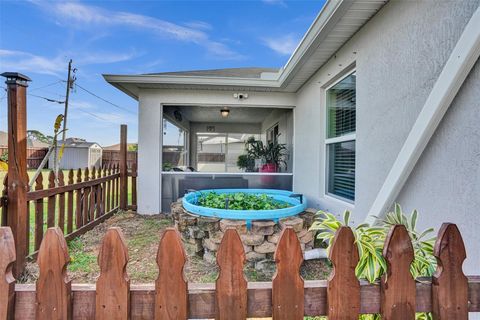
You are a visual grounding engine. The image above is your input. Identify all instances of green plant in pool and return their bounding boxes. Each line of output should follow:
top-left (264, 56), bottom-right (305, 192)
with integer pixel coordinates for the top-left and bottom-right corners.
top-left (197, 192), bottom-right (291, 210)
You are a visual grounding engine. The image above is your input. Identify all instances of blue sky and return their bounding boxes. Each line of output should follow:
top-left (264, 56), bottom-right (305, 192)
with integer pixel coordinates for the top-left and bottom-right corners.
top-left (0, 0), bottom-right (325, 146)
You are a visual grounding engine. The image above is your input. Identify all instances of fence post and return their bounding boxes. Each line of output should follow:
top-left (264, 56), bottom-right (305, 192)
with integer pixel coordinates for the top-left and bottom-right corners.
top-left (0, 227), bottom-right (16, 319)
top-left (1, 72), bottom-right (30, 277)
top-left (119, 124), bottom-right (127, 210)
top-left (272, 227), bottom-right (304, 320)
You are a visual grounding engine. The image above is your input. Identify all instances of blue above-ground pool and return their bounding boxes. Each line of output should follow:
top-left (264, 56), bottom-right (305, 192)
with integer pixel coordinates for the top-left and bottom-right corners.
top-left (182, 189), bottom-right (307, 226)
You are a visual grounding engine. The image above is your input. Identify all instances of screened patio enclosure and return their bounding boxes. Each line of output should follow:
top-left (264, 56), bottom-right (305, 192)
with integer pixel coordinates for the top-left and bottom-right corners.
top-left (161, 105), bottom-right (294, 212)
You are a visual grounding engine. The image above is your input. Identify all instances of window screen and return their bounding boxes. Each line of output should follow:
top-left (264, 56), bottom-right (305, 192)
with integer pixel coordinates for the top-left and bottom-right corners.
top-left (327, 141), bottom-right (355, 201)
top-left (326, 73), bottom-right (356, 138)
top-left (326, 72), bottom-right (356, 202)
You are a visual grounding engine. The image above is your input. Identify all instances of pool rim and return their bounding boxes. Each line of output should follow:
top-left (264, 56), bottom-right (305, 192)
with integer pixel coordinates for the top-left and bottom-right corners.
top-left (182, 188), bottom-right (307, 221)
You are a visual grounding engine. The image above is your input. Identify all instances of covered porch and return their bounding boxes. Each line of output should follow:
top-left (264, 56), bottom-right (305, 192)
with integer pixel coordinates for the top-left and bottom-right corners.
top-left (160, 104), bottom-right (294, 212)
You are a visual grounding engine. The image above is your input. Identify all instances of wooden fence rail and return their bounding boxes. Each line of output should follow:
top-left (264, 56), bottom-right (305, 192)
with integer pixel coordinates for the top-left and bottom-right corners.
top-left (29, 165), bottom-right (121, 258)
top-left (0, 165), bottom-right (122, 259)
top-left (0, 161), bottom-right (137, 263)
top-left (0, 222), bottom-right (479, 319)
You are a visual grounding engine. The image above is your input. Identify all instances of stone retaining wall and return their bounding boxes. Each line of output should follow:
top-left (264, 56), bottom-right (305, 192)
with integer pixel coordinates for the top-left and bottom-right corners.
top-left (171, 200), bottom-right (317, 268)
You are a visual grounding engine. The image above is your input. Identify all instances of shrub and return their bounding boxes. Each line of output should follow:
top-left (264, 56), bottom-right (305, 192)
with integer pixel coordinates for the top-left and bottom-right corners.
top-left (309, 204), bottom-right (436, 320)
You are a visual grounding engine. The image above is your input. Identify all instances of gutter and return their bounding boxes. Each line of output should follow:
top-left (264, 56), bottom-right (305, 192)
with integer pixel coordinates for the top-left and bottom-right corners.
top-left (365, 5), bottom-right (480, 225)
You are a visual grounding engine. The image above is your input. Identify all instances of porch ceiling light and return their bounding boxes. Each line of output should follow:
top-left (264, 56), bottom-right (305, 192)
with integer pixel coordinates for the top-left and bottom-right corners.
top-left (220, 108), bottom-right (230, 118)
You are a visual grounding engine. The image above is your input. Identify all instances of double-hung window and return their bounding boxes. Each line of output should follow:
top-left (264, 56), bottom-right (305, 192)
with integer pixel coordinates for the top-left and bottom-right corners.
top-left (325, 72), bottom-right (356, 202)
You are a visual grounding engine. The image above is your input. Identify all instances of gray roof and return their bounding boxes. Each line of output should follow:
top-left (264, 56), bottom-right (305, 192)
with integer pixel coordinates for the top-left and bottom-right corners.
top-left (104, 0), bottom-right (387, 98)
top-left (0, 131), bottom-right (50, 148)
top-left (59, 138), bottom-right (101, 149)
top-left (145, 67), bottom-right (279, 79)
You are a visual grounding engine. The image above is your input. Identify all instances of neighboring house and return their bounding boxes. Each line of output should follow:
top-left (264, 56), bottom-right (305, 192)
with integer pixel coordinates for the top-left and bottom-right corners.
top-left (0, 131), bottom-right (50, 168)
top-left (48, 138), bottom-right (102, 170)
top-left (0, 130), bottom-right (50, 148)
top-left (105, 0), bottom-right (480, 274)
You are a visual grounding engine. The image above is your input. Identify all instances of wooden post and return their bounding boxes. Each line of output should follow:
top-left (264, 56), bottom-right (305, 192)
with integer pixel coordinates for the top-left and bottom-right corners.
top-left (119, 124), bottom-right (128, 210)
top-left (0, 227), bottom-right (16, 319)
top-left (155, 228), bottom-right (188, 319)
top-left (432, 223), bottom-right (468, 319)
top-left (272, 227), bottom-right (304, 320)
top-left (36, 227), bottom-right (71, 320)
top-left (215, 228), bottom-right (247, 320)
top-left (381, 225), bottom-right (415, 320)
top-left (1, 72), bottom-right (30, 277)
top-left (96, 227), bottom-right (130, 319)
top-left (327, 226), bottom-right (360, 319)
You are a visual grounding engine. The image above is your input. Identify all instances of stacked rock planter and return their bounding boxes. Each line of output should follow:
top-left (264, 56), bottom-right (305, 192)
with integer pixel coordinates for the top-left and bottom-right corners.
top-left (171, 199), bottom-right (317, 270)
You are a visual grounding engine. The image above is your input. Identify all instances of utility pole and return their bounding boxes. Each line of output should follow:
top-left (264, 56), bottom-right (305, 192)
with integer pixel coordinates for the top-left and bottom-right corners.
top-left (53, 59), bottom-right (76, 184)
top-left (30, 60), bottom-right (75, 188)
top-left (61, 59), bottom-right (73, 144)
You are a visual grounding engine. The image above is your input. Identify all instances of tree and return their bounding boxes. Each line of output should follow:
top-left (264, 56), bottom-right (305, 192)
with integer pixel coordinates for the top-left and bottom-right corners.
top-left (27, 130), bottom-right (53, 144)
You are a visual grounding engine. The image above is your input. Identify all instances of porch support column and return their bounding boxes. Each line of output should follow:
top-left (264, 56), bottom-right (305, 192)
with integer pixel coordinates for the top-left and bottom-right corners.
top-left (2, 72), bottom-right (30, 276)
top-left (137, 94), bottom-right (161, 214)
top-left (119, 124), bottom-right (128, 210)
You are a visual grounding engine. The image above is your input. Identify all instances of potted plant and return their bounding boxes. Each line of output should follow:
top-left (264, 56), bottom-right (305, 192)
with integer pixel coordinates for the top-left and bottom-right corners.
top-left (247, 136), bottom-right (287, 173)
top-left (236, 154), bottom-right (255, 172)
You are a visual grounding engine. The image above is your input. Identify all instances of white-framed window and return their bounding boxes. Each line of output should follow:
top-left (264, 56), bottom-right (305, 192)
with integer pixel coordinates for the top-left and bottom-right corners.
top-left (266, 123), bottom-right (279, 145)
top-left (325, 71), bottom-right (356, 202)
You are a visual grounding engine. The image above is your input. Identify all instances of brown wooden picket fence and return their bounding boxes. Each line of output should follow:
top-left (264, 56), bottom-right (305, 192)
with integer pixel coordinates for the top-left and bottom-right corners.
top-left (26, 165), bottom-right (122, 257)
top-left (127, 163), bottom-right (137, 211)
top-left (0, 163), bottom-right (138, 259)
top-left (0, 223), bottom-right (479, 319)
top-left (0, 147), bottom-right (48, 169)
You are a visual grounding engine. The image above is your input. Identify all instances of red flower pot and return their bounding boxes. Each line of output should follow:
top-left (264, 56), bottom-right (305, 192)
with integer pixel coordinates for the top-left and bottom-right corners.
top-left (260, 163), bottom-right (278, 173)
top-left (259, 163), bottom-right (277, 185)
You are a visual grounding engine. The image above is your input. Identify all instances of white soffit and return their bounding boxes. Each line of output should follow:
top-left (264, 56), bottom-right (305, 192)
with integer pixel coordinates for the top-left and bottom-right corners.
top-left (103, 0), bottom-right (387, 99)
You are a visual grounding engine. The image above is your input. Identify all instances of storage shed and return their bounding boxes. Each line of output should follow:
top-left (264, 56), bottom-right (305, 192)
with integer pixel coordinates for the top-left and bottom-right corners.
top-left (48, 138), bottom-right (103, 170)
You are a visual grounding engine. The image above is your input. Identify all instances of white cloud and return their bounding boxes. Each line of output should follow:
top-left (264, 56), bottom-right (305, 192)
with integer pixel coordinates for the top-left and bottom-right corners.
top-left (183, 20), bottom-right (212, 31)
top-left (262, 0), bottom-right (287, 7)
top-left (76, 51), bottom-right (138, 65)
top-left (262, 33), bottom-right (299, 55)
top-left (0, 49), bottom-right (64, 76)
top-left (0, 49), bottom-right (137, 76)
top-left (32, 1), bottom-right (242, 60)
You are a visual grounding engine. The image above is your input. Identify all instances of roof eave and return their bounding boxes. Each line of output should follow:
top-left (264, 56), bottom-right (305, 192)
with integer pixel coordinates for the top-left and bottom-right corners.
top-left (104, 0), bottom-right (385, 95)
top-left (277, 0), bottom-right (354, 86)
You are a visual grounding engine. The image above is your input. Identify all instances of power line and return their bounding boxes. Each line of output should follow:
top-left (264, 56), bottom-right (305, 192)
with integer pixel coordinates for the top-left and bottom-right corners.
top-left (74, 82), bottom-right (136, 114)
top-left (76, 108), bottom-right (110, 121)
top-left (3, 85), bottom-right (124, 125)
top-left (28, 93), bottom-right (65, 104)
top-left (30, 80), bottom-right (63, 92)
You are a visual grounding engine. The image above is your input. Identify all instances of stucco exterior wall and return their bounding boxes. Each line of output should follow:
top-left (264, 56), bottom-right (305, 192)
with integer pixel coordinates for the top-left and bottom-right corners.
top-left (294, 0), bottom-right (480, 272)
top-left (135, 0), bottom-right (480, 272)
top-left (396, 61), bottom-right (480, 274)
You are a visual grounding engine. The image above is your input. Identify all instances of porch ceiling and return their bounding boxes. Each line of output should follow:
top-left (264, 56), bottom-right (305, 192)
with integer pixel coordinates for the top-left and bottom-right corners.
top-left (164, 105), bottom-right (282, 124)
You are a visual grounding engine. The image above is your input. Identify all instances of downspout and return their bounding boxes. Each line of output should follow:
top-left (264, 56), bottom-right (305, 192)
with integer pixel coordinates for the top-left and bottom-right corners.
top-left (364, 6), bottom-right (480, 225)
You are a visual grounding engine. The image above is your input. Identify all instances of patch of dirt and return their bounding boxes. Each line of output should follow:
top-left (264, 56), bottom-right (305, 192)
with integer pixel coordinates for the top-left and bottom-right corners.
top-left (21, 211), bottom-right (331, 284)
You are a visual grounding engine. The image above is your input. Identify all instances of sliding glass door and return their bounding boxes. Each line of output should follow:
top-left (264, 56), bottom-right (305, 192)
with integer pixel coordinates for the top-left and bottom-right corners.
top-left (196, 133), bottom-right (260, 173)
